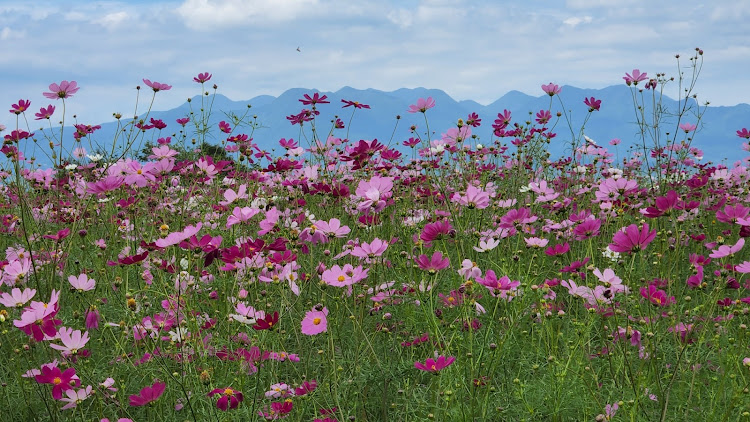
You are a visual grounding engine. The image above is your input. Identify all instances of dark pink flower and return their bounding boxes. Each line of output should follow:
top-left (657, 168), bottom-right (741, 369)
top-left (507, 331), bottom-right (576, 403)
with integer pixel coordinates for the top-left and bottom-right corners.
top-left (129, 381), bottom-right (166, 406)
top-left (640, 284), bottom-right (674, 307)
top-left (208, 387), bottom-right (243, 411)
top-left (737, 128), bottom-right (750, 139)
top-left (299, 92), bottom-right (330, 105)
top-left (609, 223), bottom-right (656, 253)
top-left (415, 251), bottom-right (450, 273)
top-left (34, 105), bottom-right (55, 120)
top-left (583, 97), bottom-right (601, 111)
top-left (10, 99), bottom-right (31, 114)
top-left (341, 99), bottom-right (370, 109)
top-left (545, 242), bottom-right (570, 256)
top-left (415, 355), bottom-right (455, 373)
top-left (43, 80), bottom-right (79, 100)
top-left (35, 365), bottom-right (80, 399)
top-left (219, 121), bottom-right (231, 133)
top-left (193, 72), bottom-right (212, 83)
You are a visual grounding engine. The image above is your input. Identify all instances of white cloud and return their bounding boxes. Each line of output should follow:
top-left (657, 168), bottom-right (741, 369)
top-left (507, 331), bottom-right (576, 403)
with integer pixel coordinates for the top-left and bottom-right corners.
top-left (0, 26), bottom-right (25, 40)
top-left (563, 15), bottom-right (592, 27)
top-left (98, 11), bottom-right (130, 29)
top-left (176, 0), bottom-right (320, 29)
top-left (387, 8), bottom-right (413, 28)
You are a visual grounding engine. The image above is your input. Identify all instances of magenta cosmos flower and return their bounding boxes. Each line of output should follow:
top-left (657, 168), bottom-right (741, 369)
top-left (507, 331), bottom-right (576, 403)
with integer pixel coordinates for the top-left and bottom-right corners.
top-left (415, 355), bottom-right (456, 373)
top-left (193, 72), bottom-right (212, 83)
top-left (35, 365), bottom-right (80, 399)
top-left (407, 97), bottom-right (435, 113)
top-left (301, 307), bottom-right (328, 335)
top-left (415, 251), bottom-right (450, 273)
top-left (129, 381), bottom-right (166, 406)
top-left (142, 79), bottom-right (172, 92)
top-left (208, 387), bottom-right (243, 411)
top-left (43, 80), bottom-right (79, 100)
top-left (608, 223), bottom-right (656, 253)
top-left (583, 96), bottom-right (601, 111)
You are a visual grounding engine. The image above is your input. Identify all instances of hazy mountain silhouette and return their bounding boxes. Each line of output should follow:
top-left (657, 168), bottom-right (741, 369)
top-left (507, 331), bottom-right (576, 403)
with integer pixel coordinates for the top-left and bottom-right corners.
top-left (28, 85), bottom-right (750, 167)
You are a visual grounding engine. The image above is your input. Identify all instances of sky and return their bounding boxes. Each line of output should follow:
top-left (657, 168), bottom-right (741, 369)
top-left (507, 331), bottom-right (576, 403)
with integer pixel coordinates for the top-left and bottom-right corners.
top-left (1, 0), bottom-right (749, 129)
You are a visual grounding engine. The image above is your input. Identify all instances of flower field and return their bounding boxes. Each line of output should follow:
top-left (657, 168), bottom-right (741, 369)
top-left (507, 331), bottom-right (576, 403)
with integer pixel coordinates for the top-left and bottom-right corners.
top-left (3, 50), bottom-right (750, 421)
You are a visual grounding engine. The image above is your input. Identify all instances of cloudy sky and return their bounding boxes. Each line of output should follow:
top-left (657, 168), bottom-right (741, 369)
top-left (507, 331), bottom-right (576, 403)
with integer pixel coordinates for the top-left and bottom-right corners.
top-left (1, 0), bottom-right (749, 129)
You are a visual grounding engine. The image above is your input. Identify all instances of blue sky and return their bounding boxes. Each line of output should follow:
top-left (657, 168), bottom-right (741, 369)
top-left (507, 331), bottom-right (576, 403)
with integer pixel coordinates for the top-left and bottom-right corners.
top-left (1, 0), bottom-right (749, 129)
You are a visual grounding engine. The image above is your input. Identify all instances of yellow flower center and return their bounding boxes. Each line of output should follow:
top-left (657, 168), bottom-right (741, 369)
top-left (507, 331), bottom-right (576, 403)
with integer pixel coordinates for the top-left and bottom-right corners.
top-left (337, 275), bottom-right (345, 282)
top-left (224, 388), bottom-right (234, 396)
top-left (313, 317), bottom-right (321, 325)
top-left (52, 377), bottom-right (62, 385)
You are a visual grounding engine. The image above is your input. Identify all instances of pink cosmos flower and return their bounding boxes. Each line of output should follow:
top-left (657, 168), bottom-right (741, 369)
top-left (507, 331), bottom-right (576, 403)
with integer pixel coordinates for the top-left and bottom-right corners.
top-left (220, 184), bottom-right (248, 206)
top-left (60, 386), bottom-right (92, 410)
top-left (50, 327), bottom-right (90, 356)
top-left (34, 105), bottom-right (55, 120)
top-left (10, 99), bottom-right (31, 114)
top-left (476, 270), bottom-right (520, 299)
top-left (148, 145), bottom-right (178, 160)
top-left (87, 176), bottom-right (124, 194)
top-left (226, 207), bottom-right (261, 228)
top-left (414, 355), bottom-right (456, 373)
top-left (415, 251), bottom-right (450, 273)
top-left (208, 387), bottom-right (243, 411)
top-left (68, 273), bottom-right (95, 292)
top-left (142, 79), bottom-right (172, 92)
top-left (0, 287), bottom-right (36, 307)
top-left (583, 96), bottom-right (601, 111)
top-left (458, 259), bottom-right (482, 280)
top-left (679, 122), bottom-right (697, 133)
top-left (609, 223), bottom-right (657, 253)
top-left (265, 383), bottom-right (291, 399)
top-left (736, 261), bottom-right (750, 274)
top-left (351, 238), bottom-right (388, 259)
top-left (129, 381), bottom-right (166, 406)
top-left (156, 223), bottom-right (202, 248)
top-left (321, 264), bottom-right (369, 287)
top-left (315, 218), bottom-right (351, 238)
top-left (14, 290), bottom-right (61, 341)
top-left (737, 128), bottom-right (750, 139)
top-left (524, 237), bottom-right (549, 248)
top-left (541, 83), bottom-right (561, 96)
top-left (640, 284), bottom-right (674, 307)
top-left (453, 184), bottom-right (490, 209)
top-left (301, 307), bottom-right (328, 335)
top-left (355, 176), bottom-right (393, 213)
top-left (407, 97), bottom-right (435, 113)
top-left (716, 204), bottom-right (750, 224)
top-left (194, 72), bottom-right (212, 83)
top-left (623, 69), bottom-right (648, 86)
top-left (43, 80), bottom-right (79, 100)
top-left (545, 242), bottom-right (570, 256)
top-left (709, 238), bottom-right (745, 258)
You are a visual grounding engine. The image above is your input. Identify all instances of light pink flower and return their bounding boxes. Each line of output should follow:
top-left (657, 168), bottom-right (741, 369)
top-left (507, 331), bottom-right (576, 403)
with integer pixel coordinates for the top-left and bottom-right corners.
top-left (50, 327), bottom-right (90, 356)
top-left (709, 238), bottom-right (745, 258)
top-left (301, 307), bottom-right (328, 335)
top-left (407, 97), bottom-right (435, 113)
top-left (60, 386), bottom-right (92, 410)
top-left (68, 273), bottom-right (95, 292)
top-left (0, 287), bottom-right (36, 307)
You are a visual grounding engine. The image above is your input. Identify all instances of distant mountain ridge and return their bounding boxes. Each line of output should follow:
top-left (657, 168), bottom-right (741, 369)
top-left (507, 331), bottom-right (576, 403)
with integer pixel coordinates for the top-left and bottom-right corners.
top-left (28, 85), bottom-right (750, 167)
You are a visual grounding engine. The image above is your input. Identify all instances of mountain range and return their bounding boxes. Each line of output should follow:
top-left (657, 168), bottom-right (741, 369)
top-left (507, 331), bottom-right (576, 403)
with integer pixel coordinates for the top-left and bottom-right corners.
top-left (26, 85), bottom-right (750, 167)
